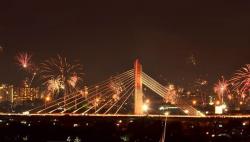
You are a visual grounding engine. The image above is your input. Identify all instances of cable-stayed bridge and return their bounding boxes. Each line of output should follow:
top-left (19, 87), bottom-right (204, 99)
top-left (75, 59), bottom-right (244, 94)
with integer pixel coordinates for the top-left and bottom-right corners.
top-left (27, 60), bottom-right (205, 117)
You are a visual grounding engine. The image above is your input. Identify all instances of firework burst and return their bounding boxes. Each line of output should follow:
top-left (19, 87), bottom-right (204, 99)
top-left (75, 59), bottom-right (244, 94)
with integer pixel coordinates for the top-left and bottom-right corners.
top-left (16, 52), bottom-right (32, 69)
top-left (109, 79), bottom-right (123, 95)
top-left (187, 53), bottom-right (198, 66)
top-left (108, 77), bottom-right (124, 102)
top-left (39, 55), bottom-right (84, 94)
top-left (230, 64), bottom-right (250, 94)
top-left (214, 77), bottom-right (228, 103)
top-left (67, 74), bottom-right (79, 88)
top-left (165, 84), bottom-right (178, 104)
top-left (47, 78), bottom-right (64, 93)
top-left (195, 78), bottom-right (208, 86)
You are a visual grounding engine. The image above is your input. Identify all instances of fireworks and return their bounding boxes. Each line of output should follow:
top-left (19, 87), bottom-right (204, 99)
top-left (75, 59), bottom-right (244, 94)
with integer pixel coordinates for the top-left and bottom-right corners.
top-left (187, 54), bottom-right (198, 66)
top-left (214, 77), bottom-right (228, 103)
top-left (195, 79), bottom-right (208, 86)
top-left (47, 78), bottom-right (64, 93)
top-left (165, 84), bottom-right (178, 104)
top-left (108, 79), bottom-right (123, 102)
top-left (67, 74), bottom-right (79, 88)
top-left (112, 94), bottom-right (120, 101)
top-left (39, 55), bottom-right (84, 94)
top-left (230, 64), bottom-right (250, 94)
top-left (109, 79), bottom-right (123, 95)
top-left (16, 52), bottom-right (32, 69)
top-left (93, 97), bottom-right (101, 107)
top-left (15, 52), bottom-right (38, 87)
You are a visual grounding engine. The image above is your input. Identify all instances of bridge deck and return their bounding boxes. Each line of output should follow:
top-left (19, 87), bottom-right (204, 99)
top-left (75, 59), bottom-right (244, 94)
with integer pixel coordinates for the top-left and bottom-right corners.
top-left (1, 113), bottom-right (250, 119)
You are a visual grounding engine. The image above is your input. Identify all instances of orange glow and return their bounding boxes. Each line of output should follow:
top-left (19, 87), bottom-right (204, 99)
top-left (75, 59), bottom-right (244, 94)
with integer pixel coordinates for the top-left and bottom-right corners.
top-left (95, 98), bottom-right (100, 102)
top-left (192, 100), bottom-right (197, 105)
top-left (145, 99), bottom-right (150, 104)
top-left (215, 100), bottom-right (220, 105)
top-left (45, 96), bottom-right (51, 102)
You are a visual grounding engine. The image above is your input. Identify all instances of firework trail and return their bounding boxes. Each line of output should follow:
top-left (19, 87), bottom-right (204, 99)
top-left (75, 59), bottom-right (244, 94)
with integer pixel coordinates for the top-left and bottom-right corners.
top-left (16, 52), bottom-right (32, 69)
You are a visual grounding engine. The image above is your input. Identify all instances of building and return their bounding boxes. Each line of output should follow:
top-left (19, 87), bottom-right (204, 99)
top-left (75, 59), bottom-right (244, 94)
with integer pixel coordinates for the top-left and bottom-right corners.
top-left (13, 87), bottom-right (40, 104)
top-left (0, 83), bottom-right (40, 104)
top-left (0, 84), bottom-right (14, 103)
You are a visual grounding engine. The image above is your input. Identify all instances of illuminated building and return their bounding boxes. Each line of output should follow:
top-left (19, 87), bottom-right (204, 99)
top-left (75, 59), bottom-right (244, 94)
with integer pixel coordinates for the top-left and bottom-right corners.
top-left (0, 83), bottom-right (40, 104)
top-left (13, 86), bottom-right (40, 104)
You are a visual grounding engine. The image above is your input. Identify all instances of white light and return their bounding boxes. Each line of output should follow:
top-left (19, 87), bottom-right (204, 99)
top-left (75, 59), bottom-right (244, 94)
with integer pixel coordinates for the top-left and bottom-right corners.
top-left (145, 99), bottom-right (150, 104)
top-left (164, 112), bottom-right (170, 116)
top-left (243, 122), bottom-right (247, 126)
top-left (142, 104), bottom-right (149, 112)
top-left (209, 102), bottom-right (214, 105)
top-left (184, 110), bottom-right (189, 114)
top-left (73, 124), bottom-right (79, 127)
top-left (215, 106), bottom-right (223, 114)
top-left (22, 111), bottom-right (30, 115)
top-left (221, 104), bottom-right (227, 109)
top-left (21, 121), bottom-right (27, 125)
top-left (159, 106), bottom-right (164, 110)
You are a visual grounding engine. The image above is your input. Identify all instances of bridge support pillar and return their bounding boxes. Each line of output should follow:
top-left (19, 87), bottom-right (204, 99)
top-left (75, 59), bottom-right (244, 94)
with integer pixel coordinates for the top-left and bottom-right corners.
top-left (134, 59), bottom-right (143, 115)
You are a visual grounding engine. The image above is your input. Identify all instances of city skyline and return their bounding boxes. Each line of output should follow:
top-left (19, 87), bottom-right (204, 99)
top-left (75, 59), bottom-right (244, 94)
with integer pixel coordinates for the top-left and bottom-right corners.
top-left (0, 1), bottom-right (249, 141)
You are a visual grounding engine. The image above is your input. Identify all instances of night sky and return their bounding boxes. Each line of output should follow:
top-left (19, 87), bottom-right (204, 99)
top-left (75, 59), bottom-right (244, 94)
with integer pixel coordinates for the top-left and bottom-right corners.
top-left (0, 0), bottom-right (249, 88)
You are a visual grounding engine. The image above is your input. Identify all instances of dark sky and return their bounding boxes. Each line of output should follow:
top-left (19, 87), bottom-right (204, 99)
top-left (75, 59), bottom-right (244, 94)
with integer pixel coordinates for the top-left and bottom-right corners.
top-left (0, 0), bottom-right (249, 88)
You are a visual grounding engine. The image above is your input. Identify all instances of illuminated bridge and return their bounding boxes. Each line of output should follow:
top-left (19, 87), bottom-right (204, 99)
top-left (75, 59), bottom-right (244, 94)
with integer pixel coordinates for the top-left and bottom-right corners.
top-left (26, 60), bottom-right (205, 117)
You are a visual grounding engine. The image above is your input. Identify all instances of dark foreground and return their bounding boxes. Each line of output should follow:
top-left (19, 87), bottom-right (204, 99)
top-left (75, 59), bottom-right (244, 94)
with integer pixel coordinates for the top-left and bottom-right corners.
top-left (0, 115), bottom-right (250, 142)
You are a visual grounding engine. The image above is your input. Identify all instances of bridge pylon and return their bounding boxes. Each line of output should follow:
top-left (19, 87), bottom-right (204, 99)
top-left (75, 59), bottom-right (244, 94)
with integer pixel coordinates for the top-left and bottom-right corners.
top-left (134, 59), bottom-right (143, 115)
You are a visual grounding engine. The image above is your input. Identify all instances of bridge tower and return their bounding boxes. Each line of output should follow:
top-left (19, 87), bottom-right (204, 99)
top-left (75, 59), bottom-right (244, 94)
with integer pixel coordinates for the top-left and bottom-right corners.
top-left (134, 59), bottom-right (143, 115)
